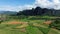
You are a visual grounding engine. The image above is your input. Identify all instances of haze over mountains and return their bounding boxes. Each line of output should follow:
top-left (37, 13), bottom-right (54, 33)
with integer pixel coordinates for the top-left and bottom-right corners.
top-left (0, 11), bottom-right (17, 15)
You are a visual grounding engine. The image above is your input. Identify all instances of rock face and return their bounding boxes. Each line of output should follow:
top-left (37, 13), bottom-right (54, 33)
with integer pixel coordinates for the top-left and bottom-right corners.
top-left (17, 6), bottom-right (60, 16)
top-left (54, 10), bottom-right (60, 16)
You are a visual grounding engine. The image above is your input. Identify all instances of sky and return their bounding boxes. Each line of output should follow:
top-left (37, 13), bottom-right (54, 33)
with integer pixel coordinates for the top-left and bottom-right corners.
top-left (0, 0), bottom-right (60, 12)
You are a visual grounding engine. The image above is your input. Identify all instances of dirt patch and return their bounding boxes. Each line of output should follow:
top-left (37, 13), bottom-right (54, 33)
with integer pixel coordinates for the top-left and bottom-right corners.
top-left (43, 21), bottom-right (52, 25)
top-left (3, 20), bottom-right (28, 25)
top-left (2, 20), bottom-right (28, 29)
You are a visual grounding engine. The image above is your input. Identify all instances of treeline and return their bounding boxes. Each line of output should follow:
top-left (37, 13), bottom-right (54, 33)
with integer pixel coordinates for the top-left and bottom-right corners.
top-left (17, 6), bottom-right (60, 16)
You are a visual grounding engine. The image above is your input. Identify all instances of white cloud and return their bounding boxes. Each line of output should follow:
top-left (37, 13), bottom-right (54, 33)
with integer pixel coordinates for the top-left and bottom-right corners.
top-left (0, 0), bottom-right (60, 12)
top-left (35, 0), bottom-right (60, 10)
top-left (0, 5), bottom-right (18, 11)
top-left (0, 5), bottom-right (35, 12)
top-left (19, 5), bottom-right (36, 10)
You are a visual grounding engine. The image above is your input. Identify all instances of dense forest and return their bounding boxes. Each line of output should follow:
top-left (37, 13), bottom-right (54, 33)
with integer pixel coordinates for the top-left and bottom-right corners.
top-left (17, 6), bottom-right (60, 16)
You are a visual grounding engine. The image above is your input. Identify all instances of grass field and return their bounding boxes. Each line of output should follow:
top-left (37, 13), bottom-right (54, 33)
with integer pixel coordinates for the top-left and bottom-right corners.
top-left (0, 16), bottom-right (60, 34)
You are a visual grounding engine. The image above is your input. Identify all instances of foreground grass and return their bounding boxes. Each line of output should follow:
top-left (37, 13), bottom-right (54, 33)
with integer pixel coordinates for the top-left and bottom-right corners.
top-left (0, 16), bottom-right (60, 34)
top-left (0, 23), bottom-right (60, 34)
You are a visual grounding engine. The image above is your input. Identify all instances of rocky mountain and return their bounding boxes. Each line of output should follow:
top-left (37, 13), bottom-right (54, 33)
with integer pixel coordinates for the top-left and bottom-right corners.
top-left (17, 6), bottom-right (60, 16)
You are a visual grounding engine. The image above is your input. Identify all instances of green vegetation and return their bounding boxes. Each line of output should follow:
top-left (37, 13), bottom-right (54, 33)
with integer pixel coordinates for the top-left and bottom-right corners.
top-left (49, 18), bottom-right (60, 30)
top-left (0, 15), bottom-right (60, 34)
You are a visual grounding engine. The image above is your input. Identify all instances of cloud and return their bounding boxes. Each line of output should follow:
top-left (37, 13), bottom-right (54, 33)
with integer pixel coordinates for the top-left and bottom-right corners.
top-left (0, 5), bottom-right (18, 11)
top-left (35, 0), bottom-right (60, 10)
top-left (0, 5), bottom-right (35, 12)
top-left (19, 5), bottom-right (36, 10)
top-left (0, 0), bottom-right (60, 12)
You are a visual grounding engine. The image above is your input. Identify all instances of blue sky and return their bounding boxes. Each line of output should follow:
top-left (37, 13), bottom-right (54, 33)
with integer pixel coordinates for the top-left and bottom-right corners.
top-left (0, 0), bottom-right (60, 11)
top-left (0, 0), bottom-right (35, 6)
top-left (0, 0), bottom-right (35, 11)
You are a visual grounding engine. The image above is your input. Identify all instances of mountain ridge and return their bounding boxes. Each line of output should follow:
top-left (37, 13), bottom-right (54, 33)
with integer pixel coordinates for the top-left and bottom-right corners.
top-left (17, 6), bottom-right (60, 16)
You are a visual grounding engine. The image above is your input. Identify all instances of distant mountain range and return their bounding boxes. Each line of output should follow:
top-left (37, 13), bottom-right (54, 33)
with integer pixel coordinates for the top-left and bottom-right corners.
top-left (17, 6), bottom-right (60, 16)
top-left (0, 6), bottom-right (60, 16)
top-left (0, 11), bottom-right (17, 15)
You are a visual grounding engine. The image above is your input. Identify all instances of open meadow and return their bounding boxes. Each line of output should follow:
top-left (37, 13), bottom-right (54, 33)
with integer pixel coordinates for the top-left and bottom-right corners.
top-left (0, 15), bottom-right (60, 34)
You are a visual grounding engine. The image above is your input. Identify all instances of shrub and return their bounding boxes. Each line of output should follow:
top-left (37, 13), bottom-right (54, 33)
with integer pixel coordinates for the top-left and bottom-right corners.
top-left (49, 18), bottom-right (60, 30)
